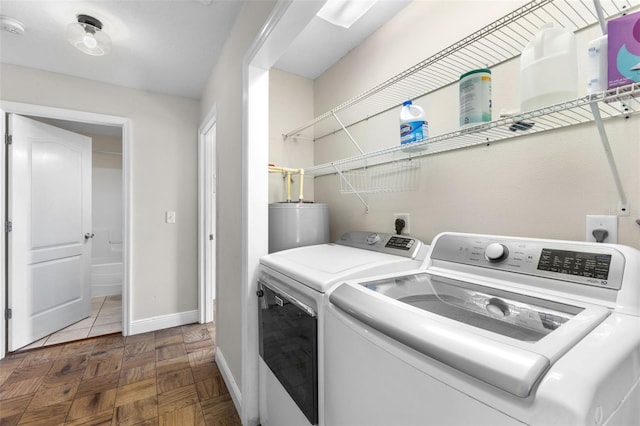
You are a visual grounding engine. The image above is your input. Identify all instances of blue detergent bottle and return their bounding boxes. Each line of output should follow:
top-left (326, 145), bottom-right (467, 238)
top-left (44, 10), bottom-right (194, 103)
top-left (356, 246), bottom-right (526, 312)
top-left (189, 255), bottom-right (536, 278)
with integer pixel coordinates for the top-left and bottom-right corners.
top-left (400, 100), bottom-right (428, 151)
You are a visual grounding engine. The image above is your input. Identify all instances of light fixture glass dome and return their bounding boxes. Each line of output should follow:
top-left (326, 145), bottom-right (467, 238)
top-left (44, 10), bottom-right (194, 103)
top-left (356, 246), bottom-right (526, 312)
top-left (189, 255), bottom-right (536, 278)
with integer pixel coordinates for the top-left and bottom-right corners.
top-left (1, 15), bottom-right (26, 35)
top-left (67, 14), bottom-right (111, 56)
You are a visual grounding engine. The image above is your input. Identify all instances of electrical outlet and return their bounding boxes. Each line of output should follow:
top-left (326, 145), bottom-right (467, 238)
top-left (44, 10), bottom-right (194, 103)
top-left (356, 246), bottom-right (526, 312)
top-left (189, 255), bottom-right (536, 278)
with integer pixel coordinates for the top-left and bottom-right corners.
top-left (393, 213), bottom-right (410, 235)
top-left (586, 215), bottom-right (617, 243)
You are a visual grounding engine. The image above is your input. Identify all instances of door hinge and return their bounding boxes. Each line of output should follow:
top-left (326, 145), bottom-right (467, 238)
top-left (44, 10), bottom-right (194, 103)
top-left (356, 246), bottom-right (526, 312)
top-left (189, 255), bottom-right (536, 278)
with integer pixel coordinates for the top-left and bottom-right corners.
top-left (5, 134), bottom-right (12, 145)
top-left (5, 308), bottom-right (11, 320)
top-left (5, 221), bottom-right (12, 232)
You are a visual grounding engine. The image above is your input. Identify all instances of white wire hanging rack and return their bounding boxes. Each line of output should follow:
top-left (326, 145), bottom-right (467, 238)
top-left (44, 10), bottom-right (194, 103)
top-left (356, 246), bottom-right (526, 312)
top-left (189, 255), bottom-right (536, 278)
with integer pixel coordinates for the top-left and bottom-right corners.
top-left (284, 0), bottom-right (637, 142)
top-left (315, 83), bottom-right (639, 212)
top-left (309, 83), bottom-right (640, 177)
top-left (286, 0), bottom-right (639, 213)
top-left (338, 159), bottom-right (421, 195)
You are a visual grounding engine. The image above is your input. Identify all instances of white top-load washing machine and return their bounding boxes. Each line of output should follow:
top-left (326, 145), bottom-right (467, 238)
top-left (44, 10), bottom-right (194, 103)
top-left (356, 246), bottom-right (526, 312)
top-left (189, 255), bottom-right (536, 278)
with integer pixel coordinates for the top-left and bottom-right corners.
top-left (325, 232), bottom-right (640, 425)
top-left (257, 231), bottom-right (429, 426)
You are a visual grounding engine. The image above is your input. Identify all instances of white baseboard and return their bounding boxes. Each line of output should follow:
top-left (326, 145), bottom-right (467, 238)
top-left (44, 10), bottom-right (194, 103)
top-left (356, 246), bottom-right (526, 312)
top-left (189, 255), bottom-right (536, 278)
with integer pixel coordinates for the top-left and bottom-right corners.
top-left (129, 310), bottom-right (199, 335)
top-left (216, 347), bottom-right (242, 416)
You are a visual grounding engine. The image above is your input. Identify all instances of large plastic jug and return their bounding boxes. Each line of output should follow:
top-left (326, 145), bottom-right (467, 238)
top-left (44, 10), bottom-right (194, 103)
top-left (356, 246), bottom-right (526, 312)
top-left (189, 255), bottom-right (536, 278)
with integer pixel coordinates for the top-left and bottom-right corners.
top-left (519, 23), bottom-right (577, 112)
top-left (400, 100), bottom-right (428, 150)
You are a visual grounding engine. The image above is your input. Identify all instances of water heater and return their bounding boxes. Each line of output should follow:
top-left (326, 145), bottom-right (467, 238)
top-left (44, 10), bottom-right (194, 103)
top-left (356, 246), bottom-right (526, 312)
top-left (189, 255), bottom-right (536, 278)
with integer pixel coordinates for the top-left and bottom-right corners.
top-left (268, 202), bottom-right (329, 253)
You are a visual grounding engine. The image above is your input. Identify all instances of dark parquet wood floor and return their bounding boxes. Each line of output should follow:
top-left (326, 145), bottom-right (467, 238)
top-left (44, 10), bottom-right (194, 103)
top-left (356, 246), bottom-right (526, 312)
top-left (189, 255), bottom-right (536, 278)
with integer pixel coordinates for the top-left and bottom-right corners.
top-left (0, 322), bottom-right (241, 425)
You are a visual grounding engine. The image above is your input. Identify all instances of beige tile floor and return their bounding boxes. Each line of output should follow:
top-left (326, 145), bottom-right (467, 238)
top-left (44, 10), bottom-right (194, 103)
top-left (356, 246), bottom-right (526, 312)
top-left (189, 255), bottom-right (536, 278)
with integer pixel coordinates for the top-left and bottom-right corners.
top-left (17, 295), bottom-right (122, 352)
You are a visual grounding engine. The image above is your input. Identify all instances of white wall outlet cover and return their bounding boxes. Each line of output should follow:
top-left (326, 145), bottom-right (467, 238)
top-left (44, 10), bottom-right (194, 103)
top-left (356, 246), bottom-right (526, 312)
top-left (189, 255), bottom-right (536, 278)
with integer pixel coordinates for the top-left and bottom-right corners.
top-left (586, 215), bottom-right (617, 243)
top-left (166, 211), bottom-right (176, 224)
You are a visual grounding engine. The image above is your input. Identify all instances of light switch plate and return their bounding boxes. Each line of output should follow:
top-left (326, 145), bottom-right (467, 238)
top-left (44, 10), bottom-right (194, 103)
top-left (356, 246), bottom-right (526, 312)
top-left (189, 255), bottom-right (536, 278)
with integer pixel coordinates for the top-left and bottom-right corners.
top-left (586, 215), bottom-right (617, 243)
top-left (166, 211), bottom-right (176, 224)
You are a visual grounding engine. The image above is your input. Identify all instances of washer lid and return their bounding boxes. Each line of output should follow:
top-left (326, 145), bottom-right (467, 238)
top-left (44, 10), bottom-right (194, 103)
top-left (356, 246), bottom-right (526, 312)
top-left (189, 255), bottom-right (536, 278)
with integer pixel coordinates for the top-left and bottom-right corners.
top-left (260, 244), bottom-right (422, 293)
top-left (364, 273), bottom-right (584, 343)
top-left (330, 272), bottom-right (610, 397)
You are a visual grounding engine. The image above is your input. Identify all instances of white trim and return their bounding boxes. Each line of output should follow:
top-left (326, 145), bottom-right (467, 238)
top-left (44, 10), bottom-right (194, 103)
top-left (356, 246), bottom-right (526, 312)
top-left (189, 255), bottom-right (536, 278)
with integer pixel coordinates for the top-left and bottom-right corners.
top-left (0, 108), bottom-right (5, 360)
top-left (241, 1), bottom-right (325, 424)
top-left (216, 347), bottom-right (243, 415)
top-left (0, 101), bottom-right (131, 358)
top-left (198, 126), bottom-right (206, 324)
top-left (242, 64), bottom-right (269, 426)
top-left (0, 102), bottom-right (128, 128)
top-left (121, 120), bottom-right (132, 337)
top-left (129, 310), bottom-right (199, 335)
top-left (198, 106), bottom-right (217, 324)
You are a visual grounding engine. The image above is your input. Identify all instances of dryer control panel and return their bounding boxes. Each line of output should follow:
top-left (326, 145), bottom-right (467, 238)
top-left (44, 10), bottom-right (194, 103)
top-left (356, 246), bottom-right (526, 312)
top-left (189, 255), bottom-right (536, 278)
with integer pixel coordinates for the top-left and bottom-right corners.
top-left (335, 231), bottom-right (425, 259)
top-left (430, 233), bottom-right (624, 290)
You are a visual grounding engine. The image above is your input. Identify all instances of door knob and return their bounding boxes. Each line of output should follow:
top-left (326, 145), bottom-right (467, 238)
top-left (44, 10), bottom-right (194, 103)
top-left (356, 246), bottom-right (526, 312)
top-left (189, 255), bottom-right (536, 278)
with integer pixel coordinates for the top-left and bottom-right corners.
top-left (84, 233), bottom-right (95, 240)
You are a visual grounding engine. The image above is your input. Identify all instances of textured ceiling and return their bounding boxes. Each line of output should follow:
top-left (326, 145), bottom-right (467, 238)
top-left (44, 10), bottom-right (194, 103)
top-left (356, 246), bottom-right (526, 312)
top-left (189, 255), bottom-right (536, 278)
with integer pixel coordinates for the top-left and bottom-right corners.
top-left (0, 0), bottom-right (243, 99)
top-left (0, 0), bottom-right (410, 100)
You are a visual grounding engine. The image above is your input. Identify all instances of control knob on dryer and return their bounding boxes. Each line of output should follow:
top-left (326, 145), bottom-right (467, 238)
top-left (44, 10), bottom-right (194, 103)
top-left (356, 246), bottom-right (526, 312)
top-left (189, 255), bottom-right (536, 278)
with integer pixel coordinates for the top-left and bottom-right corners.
top-left (485, 243), bottom-right (509, 262)
top-left (366, 233), bottom-right (380, 245)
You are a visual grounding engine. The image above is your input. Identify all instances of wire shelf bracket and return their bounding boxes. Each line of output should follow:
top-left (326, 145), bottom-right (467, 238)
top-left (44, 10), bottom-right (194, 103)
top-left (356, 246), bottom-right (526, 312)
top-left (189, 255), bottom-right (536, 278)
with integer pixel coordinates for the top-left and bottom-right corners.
top-left (332, 163), bottom-right (370, 213)
top-left (590, 99), bottom-right (630, 216)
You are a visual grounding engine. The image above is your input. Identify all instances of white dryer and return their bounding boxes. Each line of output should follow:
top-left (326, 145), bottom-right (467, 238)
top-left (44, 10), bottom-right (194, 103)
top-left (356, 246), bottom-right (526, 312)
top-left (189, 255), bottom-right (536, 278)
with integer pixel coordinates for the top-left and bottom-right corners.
top-left (325, 232), bottom-right (640, 425)
top-left (257, 231), bottom-right (428, 426)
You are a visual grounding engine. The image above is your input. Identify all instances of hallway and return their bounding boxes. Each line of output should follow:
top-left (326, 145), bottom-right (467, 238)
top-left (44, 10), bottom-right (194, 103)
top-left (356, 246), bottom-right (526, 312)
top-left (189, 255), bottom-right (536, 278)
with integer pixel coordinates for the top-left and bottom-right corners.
top-left (0, 321), bottom-right (238, 425)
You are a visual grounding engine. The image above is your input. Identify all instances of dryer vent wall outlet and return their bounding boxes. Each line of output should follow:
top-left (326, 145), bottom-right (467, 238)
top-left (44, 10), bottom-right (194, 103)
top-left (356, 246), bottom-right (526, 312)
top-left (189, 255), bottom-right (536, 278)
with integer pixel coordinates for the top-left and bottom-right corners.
top-left (586, 215), bottom-right (617, 243)
top-left (393, 213), bottom-right (410, 235)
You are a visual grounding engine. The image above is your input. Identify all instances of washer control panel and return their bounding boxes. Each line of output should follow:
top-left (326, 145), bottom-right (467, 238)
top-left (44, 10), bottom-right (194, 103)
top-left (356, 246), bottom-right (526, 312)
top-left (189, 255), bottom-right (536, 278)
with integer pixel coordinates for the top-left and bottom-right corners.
top-left (336, 231), bottom-right (424, 259)
top-left (430, 233), bottom-right (624, 289)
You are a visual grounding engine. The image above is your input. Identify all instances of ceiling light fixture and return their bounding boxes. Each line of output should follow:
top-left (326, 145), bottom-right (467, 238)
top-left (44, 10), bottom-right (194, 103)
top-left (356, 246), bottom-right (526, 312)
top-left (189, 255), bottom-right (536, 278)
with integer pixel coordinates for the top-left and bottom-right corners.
top-left (67, 14), bottom-right (111, 56)
top-left (317, 0), bottom-right (377, 29)
top-left (1, 15), bottom-right (25, 35)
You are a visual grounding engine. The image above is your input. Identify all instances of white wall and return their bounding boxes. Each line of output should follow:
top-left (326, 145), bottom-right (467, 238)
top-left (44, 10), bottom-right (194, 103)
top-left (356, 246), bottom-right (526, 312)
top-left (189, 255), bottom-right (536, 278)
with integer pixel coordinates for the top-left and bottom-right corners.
top-left (92, 135), bottom-right (123, 263)
top-left (1, 64), bottom-right (201, 321)
top-left (307, 1), bottom-right (640, 249)
top-left (268, 69), bottom-right (315, 203)
top-left (200, 0), bottom-right (276, 394)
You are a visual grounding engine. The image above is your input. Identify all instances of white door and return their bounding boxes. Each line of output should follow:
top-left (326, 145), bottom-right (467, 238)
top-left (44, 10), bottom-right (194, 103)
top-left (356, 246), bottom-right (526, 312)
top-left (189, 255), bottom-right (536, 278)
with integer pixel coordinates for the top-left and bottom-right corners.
top-left (7, 114), bottom-right (92, 351)
top-left (205, 123), bottom-right (216, 316)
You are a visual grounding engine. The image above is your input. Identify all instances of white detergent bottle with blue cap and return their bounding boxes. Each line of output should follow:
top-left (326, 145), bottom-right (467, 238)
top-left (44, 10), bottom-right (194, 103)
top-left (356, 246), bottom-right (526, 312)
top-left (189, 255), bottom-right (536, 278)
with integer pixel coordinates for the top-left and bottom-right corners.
top-left (400, 100), bottom-right (428, 151)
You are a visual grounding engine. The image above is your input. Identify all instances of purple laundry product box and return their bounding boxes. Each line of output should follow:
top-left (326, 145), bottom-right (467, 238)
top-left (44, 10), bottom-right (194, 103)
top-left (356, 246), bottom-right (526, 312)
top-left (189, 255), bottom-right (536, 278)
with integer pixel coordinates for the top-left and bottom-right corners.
top-left (607, 10), bottom-right (640, 90)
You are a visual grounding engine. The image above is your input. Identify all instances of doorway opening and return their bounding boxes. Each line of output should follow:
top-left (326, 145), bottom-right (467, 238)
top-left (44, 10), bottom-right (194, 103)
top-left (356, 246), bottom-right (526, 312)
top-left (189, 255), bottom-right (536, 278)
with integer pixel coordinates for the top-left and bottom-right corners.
top-left (20, 116), bottom-right (123, 350)
top-left (1, 102), bottom-right (131, 359)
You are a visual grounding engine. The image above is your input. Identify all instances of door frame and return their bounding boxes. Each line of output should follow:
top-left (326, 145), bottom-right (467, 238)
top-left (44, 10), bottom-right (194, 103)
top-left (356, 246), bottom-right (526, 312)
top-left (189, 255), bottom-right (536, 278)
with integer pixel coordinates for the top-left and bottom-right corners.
top-left (240, 2), bottom-right (326, 423)
top-left (0, 101), bottom-right (131, 359)
top-left (198, 106), bottom-right (217, 324)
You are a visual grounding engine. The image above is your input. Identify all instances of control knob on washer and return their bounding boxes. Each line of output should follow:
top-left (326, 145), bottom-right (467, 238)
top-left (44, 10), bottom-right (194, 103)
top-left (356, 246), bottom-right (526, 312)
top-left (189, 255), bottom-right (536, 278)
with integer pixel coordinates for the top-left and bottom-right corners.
top-left (485, 243), bottom-right (509, 262)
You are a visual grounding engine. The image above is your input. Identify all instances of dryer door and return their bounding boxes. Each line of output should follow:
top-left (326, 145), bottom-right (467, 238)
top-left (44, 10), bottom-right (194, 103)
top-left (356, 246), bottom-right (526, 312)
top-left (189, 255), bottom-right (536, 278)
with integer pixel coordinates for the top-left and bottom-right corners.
top-left (258, 280), bottom-right (318, 424)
